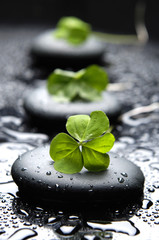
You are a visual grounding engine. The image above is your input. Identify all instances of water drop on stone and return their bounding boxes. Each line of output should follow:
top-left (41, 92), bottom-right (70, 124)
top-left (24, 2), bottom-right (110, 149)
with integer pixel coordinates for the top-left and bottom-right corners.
top-left (21, 168), bottom-right (27, 171)
top-left (46, 171), bottom-right (51, 176)
top-left (58, 173), bottom-right (63, 178)
top-left (55, 184), bottom-right (59, 191)
top-left (121, 172), bottom-right (128, 177)
top-left (118, 177), bottom-right (125, 183)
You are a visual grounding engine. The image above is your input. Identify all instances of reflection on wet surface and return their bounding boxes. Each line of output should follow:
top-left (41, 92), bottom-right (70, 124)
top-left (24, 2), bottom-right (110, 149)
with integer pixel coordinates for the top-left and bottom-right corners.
top-left (0, 26), bottom-right (159, 239)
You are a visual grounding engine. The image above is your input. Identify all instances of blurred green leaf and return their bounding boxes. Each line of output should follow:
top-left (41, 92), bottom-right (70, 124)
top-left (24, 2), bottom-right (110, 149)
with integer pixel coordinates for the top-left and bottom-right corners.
top-left (54, 16), bottom-right (91, 45)
top-left (47, 65), bottom-right (109, 103)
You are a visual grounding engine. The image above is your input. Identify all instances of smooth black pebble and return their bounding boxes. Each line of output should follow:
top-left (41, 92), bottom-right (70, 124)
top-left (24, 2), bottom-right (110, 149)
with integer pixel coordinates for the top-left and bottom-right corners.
top-left (30, 30), bottom-right (106, 67)
top-left (23, 83), bottom-right (122, 130)
top-left (11, 145), bottom-right (144, 205)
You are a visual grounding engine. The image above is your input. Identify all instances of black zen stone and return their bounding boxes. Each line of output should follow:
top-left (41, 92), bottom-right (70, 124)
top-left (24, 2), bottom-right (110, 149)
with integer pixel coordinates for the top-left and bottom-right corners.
top-left (11, 145), bottom-right (144, 205)
top-left (23, 83), bottom-right (122, 130)
top-left (30, 30), bottom-right (106, 68)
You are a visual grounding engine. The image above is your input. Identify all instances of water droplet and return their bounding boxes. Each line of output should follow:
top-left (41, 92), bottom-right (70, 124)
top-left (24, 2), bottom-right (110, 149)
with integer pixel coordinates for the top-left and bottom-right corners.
top-left (154, 221), bottom-right (159, 224)
top-left (120, 103), bottom-right (159, 126)
top-left (153, 181), bottom-right (159, 189)
top-left (69, 215), bottom-right (79, 220)
top-left (55, 184), bottom-right (59, 191)
top-left (83, 233), bottom-right (98, 240)
top-left (118, 177), bottom-right (125, 183)
top-left (88, 185), bottom-right (94, 192)
top-left (21, 168), bottom-right (27, 171)
top-left (46, 171), bottom-right (51, 176)
top-left (142, 199), bottom-right (153, 209)
top-left (136, 212), bottom-right (141, 217)
top-left (35, 206), bottom-right (44, 211)
top-left (23, 222), bottom-right (32, 226)
top-left (147, 187), bottom-right (155, 193)
top-left (0, 229), bottom-right (5, 235)
top-left (87, 220), bottom-right (139, 236)
top-left (7, 228), bottom-right (37, 239)
top-left (37, 180), bottom-right (42, 184)
top-left (121, 172), bottom-right (128, 177)
top-left (47, 217), bottom-right (58, 225)
top-left (57, 224), bottom-right (80, 236)
top-left (6, 171), bottom-right (11, 176)
top-left (58, 173), bottom-right (63, 178)
top-left (119, 136), bottom-right (135, 144)
top-left (70, 177), bottom-right (73, 180)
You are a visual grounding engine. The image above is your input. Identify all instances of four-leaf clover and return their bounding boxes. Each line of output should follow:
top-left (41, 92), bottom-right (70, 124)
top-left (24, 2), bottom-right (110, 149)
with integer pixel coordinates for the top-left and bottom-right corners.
top-left (49, 111), bottom-right (115, 174)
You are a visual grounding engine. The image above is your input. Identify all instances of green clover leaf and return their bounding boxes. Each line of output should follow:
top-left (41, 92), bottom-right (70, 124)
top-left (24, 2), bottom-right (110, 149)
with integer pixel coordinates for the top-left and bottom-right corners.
top-left (50, 133), bottom-right (83, 174)
top-left (54, 16), bottom-right (91, 45)
top-left (82, 133), bottom-right (115, 153)
top-left (66, 111), bottom-right (109, 141)
top-left (82, 147), bottom-right (110, 172)
top-left (49, 111), bottom-right (115, 174)
top-left (47, 65), bottom-right (109, 102)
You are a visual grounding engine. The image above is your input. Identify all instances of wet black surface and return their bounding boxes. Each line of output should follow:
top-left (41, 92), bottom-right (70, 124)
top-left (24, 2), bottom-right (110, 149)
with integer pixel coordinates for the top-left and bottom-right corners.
top-left (30, 30), bottom-right (106, 68)
top-left (0, 25), bottom-right (159, 239)
top-left (23, 82), bottom-right (122, 132)
top-left (11, 146), bottom-right (144, 204)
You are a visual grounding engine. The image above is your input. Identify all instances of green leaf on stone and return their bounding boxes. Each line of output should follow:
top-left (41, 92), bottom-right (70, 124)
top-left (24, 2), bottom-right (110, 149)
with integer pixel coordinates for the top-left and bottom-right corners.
top-left (66, 111), bottom-right (110, 141)
top-left (82, 111), bottom-right (110, 140)
top-left (49, 111), bottom-right (115, 174)
top-left (82, 146), bottom-right (110, 172)
top-left (50, 133), bottom-right (79, 161)
top-left (47, 65), bottom-right (109, 103)
top-left (54, 147), bottom-right (83, 174)
top-left (66, 114), bottom-right (90, 142)
top-left (54, 16), bottom-right (91, 45)
top-left (76, 81), bottom-right (102, 102)
top-left (47, 69), bottom-right (75, 96)
top-left (82, 133), bottom-right (115, 153)
top-left (80, 65), bottom-right (109, 91)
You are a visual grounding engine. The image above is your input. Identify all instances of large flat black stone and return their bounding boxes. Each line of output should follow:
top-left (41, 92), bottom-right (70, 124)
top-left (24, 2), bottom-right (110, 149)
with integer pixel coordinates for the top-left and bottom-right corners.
top-left (23, 83), bottom-right (122, 130)
top-left (30, 30), bottom-right (106, 67)
top-left (11, 145), bottom-right (144, 205)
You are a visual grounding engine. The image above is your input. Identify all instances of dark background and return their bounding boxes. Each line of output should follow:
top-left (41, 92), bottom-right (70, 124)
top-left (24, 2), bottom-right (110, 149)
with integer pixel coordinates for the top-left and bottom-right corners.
top-left (0, 0), bottom-right (158, 38)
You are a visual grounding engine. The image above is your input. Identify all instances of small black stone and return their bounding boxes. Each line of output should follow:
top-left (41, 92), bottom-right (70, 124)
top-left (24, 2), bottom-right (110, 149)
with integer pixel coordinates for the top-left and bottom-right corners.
top-left (23, 83), bottom-right (122, 131)
top-left (30, 30), bottom-right (106, 68)
top-left (11, 145), bottom-right (144, 205)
